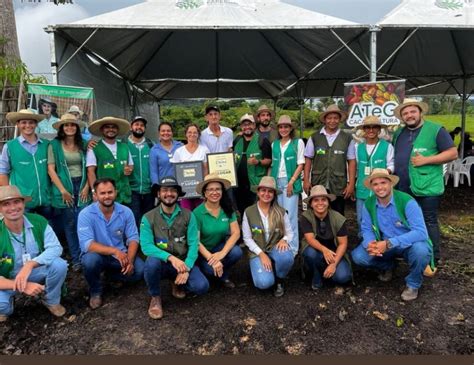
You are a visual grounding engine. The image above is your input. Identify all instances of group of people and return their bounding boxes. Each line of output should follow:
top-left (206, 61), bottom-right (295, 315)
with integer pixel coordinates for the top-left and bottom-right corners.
top-left (0, 98), bottom-right (457, 321)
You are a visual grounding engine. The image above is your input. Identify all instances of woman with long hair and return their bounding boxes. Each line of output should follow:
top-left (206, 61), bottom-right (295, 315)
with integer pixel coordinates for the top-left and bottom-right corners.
top-left (270, 115), bottom-right (304, 257)
top-left (194, 174), bottom-right (242, 288)
top-left (149, 121), bottom-right (183, 185)
top-left (171, 123), bottom-right (210, 210)
top-left (242, 176), bottom-right (294, 297)
top-left (48, 113), bottom-right (91, 271)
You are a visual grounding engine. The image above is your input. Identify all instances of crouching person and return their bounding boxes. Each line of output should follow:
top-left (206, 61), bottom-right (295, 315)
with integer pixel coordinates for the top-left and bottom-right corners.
top-left (140, 177), bottom-right (209, 319)
top-left (300, 185), bottom-right (352, 291)
top-left (351, 169), bottom-right (432, 301)
top-left (77, 178), bottom-right (145, 309)
top-left (242, 176), bottom-right (294, 297)
top-left (0, 185), bottom-right (67, 321)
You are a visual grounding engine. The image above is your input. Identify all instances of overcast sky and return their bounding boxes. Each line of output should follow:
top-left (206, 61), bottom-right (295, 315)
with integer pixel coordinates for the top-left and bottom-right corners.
top-left (13, 0), bottom-right (400, 80)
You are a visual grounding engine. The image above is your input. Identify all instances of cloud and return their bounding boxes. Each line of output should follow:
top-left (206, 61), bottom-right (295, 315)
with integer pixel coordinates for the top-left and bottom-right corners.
top-left (15, 3), bottom-right (90, 81)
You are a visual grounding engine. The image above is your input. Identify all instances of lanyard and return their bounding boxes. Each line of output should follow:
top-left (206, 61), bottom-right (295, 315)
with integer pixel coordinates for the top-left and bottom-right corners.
top-left (8, 227), bottom-right (27, 254)
top-left (366, 141), bottom-right (380, 167)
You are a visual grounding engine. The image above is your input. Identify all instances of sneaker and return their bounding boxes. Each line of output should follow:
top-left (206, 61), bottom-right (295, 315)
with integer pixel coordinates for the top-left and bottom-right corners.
top-left (89, 295), bottom-right (103, 309)
top-left (401, 287), bottom-right (419, 301)
top-left (273, 283), bottom-right (285, 297)
top-left (42, 302), bottom-right (66, 317)
top-left (148, 296), bottom-right (163, 320)
top-left (377, 270), bottom-right (393, 282)
top-left (222, 279), bottom-right (236, 289)
top-left (0, 314), bottom-right (8, 322)
top-left (171, 283), bottom-right (186, 299)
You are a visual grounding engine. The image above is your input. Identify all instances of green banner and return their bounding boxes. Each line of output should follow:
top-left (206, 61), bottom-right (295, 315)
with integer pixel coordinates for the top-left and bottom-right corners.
top-left (27, 83), bottom-right (94, 100)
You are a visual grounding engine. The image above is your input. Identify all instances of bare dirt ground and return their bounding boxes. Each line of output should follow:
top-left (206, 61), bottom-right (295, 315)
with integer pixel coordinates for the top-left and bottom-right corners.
top-left (0, 184), bottom-right (472, 355)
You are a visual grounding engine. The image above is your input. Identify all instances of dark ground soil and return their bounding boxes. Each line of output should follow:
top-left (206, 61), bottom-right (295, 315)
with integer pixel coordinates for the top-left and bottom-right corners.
top-left (0, 184), bottom-right (473, 355)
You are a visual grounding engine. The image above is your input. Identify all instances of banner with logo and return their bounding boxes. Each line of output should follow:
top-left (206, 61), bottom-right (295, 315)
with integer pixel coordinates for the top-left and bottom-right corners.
top-left (344, 80), bottom-right (405, 128)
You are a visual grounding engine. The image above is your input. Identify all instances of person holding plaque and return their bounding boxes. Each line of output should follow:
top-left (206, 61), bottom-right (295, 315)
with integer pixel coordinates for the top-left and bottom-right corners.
top-left (194, 174), bottom-right (242, 289)
top-left (242, 176), bottom-right (294, 297)
top-left (171, 123), bottom-right (209, 210)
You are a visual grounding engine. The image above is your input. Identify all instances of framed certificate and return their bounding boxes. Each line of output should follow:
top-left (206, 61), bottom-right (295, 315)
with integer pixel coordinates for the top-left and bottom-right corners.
top-left (207, 152), bottom-right (238, 187)
top-left (174, 161), bottom-right (204, 198)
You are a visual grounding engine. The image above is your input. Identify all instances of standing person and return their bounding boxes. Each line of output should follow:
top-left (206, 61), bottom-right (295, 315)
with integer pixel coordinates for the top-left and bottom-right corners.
top-left (270, 115), bottom-right (304, 256)
top-left (37, 98), bottom-right (59, 134)
top-left (200, 105), bottom-right (234, 153)
top-left (48, 113), bottom-right (91, 272)
top-left (0, 185), bottom-right (68, 321)
top-left (300, 185), bottom-right (352, 291)
top-left (354, 116), bottom-right (394, 231)
top-left (194, 174), bottom-right (242, 289)
top-left (255, 104), bottom-right (278, 143)
top-left (392, 99), bottom-right (457, 264)
top-left (149, 122), bottom-right (182, 185)
top-left (303, 104), bottom-right (356, 215)
top-left (67, 105), bottom-right (91, 142)
top-left (233, 113), bottom-right (272, 216)
top-left (126, 116), bottom-right (155, 226)
top-left (77, 178), bottom-right (145, 309)
top-left (242, 176), bottom-right (294, 297)
top-left (351, 169), bottom-right (432, 301)
top-left (140, 176), bottom-right (209, 319)
top-left (0, 109), bottom-right (53, 220)
top-left (86, 116), bottom-right (134, 205)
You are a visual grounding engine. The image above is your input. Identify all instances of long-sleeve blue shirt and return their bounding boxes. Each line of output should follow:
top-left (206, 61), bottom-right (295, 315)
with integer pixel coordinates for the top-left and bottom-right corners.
top-left (361, 195), bottom-right (429, 250)
top-left (149, 140), bottom-right (183, 185)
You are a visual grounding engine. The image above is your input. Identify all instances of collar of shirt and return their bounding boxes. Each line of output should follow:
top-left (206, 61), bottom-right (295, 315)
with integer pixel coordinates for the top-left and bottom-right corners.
top-left (128, 135), bottom-right (146, 147)
top-left (101, 139), bottom-right (117, 148)
top-left (320, 127), bottom-right (340, 138)
top-left (204, 125), bottom-right (224, 136)
top-left (159, 204), bottom-right (182, 223)
top-left (18, 135), bottom-right (41, 146)
top-left (375, 194), bottom-right (395, 208)
top-left (90, 201), bottom-right (123, 220)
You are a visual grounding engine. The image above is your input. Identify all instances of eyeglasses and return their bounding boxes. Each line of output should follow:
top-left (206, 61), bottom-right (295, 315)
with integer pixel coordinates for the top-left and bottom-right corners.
top-left (205, 188), bottom-right (222, 193)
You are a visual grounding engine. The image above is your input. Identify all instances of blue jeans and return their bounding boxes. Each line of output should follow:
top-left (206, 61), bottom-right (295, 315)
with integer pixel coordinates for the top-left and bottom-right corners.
top-left (0, 257), bottom-right (68, 316)
top-left (196, 242), bottom-right (243, 282)
top-left (81, 253), bottom-right (145, 296)
top-left (61, 177), bottom-right (83, 265)
top-left (129, 191), bottom-right (155, 229)
top-left (144, 257), bottom-right (209, 297)
top-left (249, 247), bottom-right (294, 289)
top-left (415, 195), bottom-right (441, 261)
top-left (302, 246), bottom-right (352, 288)
top-left (351, 241), bottom-right (431, 289)
top-left (276, 177), bottom-right (299, 256)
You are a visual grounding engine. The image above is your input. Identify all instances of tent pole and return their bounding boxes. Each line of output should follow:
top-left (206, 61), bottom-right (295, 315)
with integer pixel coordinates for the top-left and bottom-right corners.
top-left (57, 28), bottom-right (99, 74)
top-left (369, 26), bottom-right (379, 82)
top-left (49, 31), bottom-right (58, 85)
top-left (299, 98), bottom-right (304, 138)
top-left (460, 77), bottom-right (467, 159)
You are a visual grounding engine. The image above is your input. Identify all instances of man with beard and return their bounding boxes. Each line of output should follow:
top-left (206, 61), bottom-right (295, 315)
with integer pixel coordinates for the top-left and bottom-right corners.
top-left (86, 117), bottom-right (134, 205)
top-left (125, 116), bottom-right (154, 226)
top-left (392, 99), bottom-right (457, 265)
top-left (233, 114), bottom-right (272, 216)
top-left (255, 104), bottom-right (278, 143)
top-left (77, 178), bottom-right (144, 309)
top-left (140, 176), bottom-right (208, 319)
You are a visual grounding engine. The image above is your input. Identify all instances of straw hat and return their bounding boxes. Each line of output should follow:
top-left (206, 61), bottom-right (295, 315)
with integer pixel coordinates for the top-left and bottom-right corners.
top-left (88, 116), bottom-right (130, 137)
top-left (255, 104), bottom-right (275, 119)
top-left (393, 98), bottom-right (429, 120)
top-left (67, 105), bottom-right (83, 116)
top-left (0, 185), bottom-right (31, 204)
top-left (196, 173), bottom-right (231, 196)
top-left (363, 168), bottom-right (399, 189)
top-left (355, 115), bottom-right (388, 130)
top-left (52, 113), bottom-right (86, 130)
top-left (276, 115), bottom-right (293, 127)
top-left (240, 113), bottom-right (255, 124)
top-left (303, 185), bottom-right (336, 205)
top-left (251, 176), bottom-right (282, 194)
top-left (6, 109), bottom-right (45, 124)
top-left (152, 176), bottom-right (185, 197)
top-left (319, 104), bottom-right (347, 123)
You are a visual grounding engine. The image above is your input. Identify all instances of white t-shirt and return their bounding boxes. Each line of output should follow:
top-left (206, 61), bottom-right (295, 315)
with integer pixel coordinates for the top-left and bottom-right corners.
top-left (170, 144), bottom-right (210, 163)
top-left (86, 140), bottom-right (134, 167)
top-left (274, 139), bottom-right (305, 178)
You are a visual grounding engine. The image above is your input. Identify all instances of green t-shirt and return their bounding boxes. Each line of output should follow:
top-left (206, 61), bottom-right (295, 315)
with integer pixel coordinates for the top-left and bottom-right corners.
top-left (194, 203), bottom-right (237, 250)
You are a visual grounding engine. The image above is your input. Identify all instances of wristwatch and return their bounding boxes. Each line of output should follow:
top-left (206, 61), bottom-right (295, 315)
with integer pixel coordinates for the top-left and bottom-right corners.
top-left (385, 239), bottom-right (393, 250)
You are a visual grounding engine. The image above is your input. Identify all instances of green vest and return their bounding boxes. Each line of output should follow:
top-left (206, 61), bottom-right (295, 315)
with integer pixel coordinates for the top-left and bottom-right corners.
top-left (364, 190), bottom-right (435, 269)
top-left (49, 139), bottom-right (90, 208)
top-left (0, 213), bottom-right (46, 278)
top-left (244, 203), bottom-right (286, 258)
top-left (7, 138), bottom-right (51, 208)
top-left (271, 139), bottom-right (303, 195)
top-left (144, 206), bottom-right (191, 260)
top-left (126, 138), bottom-right (152, 194)
top-left (393, 121), bottom-right (444, 196)
top-left (310, 130), bottom-right (352, 195)
top-left (234, 133), bottom-right (267, 186)
top-left (355, 139), bottom-right (389, 200)
top-left (93, 140), bottom-right (132, 204)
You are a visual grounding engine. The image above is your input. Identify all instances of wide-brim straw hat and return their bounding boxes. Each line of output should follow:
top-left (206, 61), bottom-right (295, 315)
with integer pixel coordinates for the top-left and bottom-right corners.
top-left (393, 98), bottom-right (429, 120)
top-left (303, 185), bottom-right (336, 205)
top-left (6, 109), bottom-right (45, 124)
top-left (196, 173), bottom-right (231, 196)
top-left (67, 105), bottom-right (84, 116)
top-left (52, 113), bottom-right (86, 130)
top-left (255, 104), bottom-right (275, 119)
top-left (319, 104), bottom-right (347, 123)
top-left (0, 185), bottom-right (32, 204)
top-left (363, 168), bottom-right (399, 189)
top-left (250, 176), bottom-right (282, 195)
top-left (88, 116), bottom-right (130, 137)
top-left (355, 115), bottom-right (388, 130)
